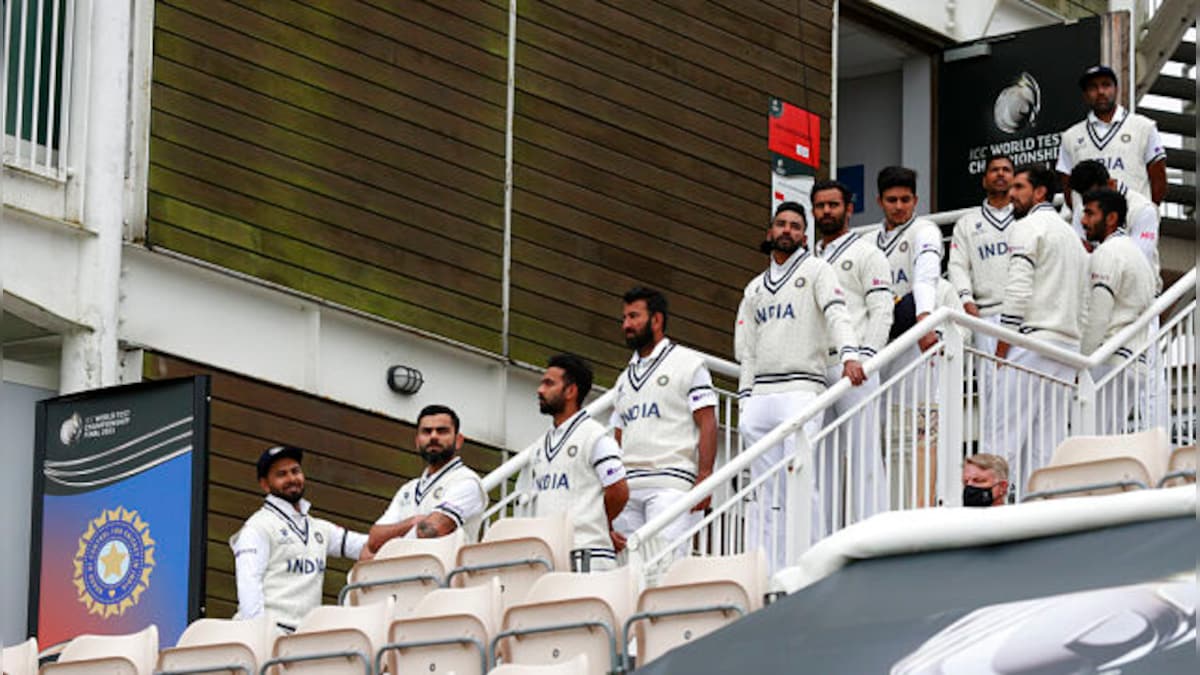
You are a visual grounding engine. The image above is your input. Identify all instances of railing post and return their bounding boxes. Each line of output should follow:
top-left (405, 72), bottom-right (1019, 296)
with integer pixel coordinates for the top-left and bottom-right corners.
top-left (1075, 370), bottom-right (1097, 437)
top-left (938, 328), bottom-right (965, 507)
top-left (785, 430), bottom-right (814, 568)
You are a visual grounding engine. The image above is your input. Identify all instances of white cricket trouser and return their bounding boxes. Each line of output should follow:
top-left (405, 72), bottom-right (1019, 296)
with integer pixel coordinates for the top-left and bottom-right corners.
top-left (613, 486), bottom-right (701, 567)
top-left (973, 315), bottom-right (1004, 456)
top-left (738, 389), bottom-right (821, 577)
top-left (997, 342), bottom-right (1078, 491)
top-left (823, 366), bottom-right (886, 525)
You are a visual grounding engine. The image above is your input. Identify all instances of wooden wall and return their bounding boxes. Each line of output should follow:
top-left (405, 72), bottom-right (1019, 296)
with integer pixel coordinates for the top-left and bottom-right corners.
top-left (143, 352), bottom-right (504, 618)
top-left (147, 0), bottom-right (834, 383)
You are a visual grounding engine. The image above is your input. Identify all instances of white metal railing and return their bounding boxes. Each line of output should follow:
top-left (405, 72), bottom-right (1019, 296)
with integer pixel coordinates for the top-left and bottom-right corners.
top-left (2, 0), bottom-right (74, 179)
top-left (625, 268), bottom-right (1196, 579)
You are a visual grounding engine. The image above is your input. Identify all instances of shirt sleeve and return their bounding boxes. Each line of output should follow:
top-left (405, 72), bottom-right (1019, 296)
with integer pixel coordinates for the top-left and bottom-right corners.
top-left (322, 522), bottom-right (367, 560)
top-left (590, 435), bottom-right (626, 487)
top-left (1055, 130), bottom-right (1074, 174)
top-left (687, 363), bottom-right (718, 411)
top-left (374, 488), bottom-right (406, 526)
top-left (861, 248), bottom-right (895, 357)
top-left (433, 476), bottom-right (486, 529)
top-left (1001, 221), bottom-right (1038, 331)
top-left (947, 215), bottom-right (975, 304)
top-left (1143, 123), bottom-right (1166, 165)
top-left (911, 224), bottom-right (942, 316)
top-left (609, 376), bottom-right (628, 429)
top-left (1127, 203), bottom-right (1160, 267)
top-left (734, 290), bottom-right (757, 399)
top-left (231, 526), bottom-right (268, 620)
top-left (1082, 247), bottom-right (1118, 355)
top-left (816, 262), bottom-right (859, 362)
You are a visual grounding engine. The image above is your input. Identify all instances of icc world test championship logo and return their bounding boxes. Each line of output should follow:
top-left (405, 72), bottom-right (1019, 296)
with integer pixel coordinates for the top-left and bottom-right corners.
top-left (73, 507), bottom-right (156, 617)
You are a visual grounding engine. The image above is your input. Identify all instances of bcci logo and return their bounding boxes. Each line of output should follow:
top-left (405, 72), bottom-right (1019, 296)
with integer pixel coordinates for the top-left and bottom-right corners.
top-left (656, 375), bottom-right (669, 386)
top-left (73, 507), bottom-right (155, 618)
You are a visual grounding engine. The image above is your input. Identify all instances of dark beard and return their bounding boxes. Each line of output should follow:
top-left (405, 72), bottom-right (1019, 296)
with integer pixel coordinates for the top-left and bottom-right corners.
top-left (271, 486), bottom-right (304, 504)
top-left (760, 236), bottom-right (800, 256)
top-left (419, 446), bottom-right (455, 466)
top-left (816, 216), bottom-right (844, 236)
top-left (1011, 200), bottom-right (1030, 219)
top-left (539, 394), bottom-right (564, 416)
top-left (625, 324), bottom-right (653, 350)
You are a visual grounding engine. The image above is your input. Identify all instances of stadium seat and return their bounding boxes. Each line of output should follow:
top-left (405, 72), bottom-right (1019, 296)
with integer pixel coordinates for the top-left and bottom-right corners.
top-left (1159, 445), bottom-right (1196, 487)
top-left (2, 637), bottom-right (38, 675)
top-left (492, 566), bottom-right (636, 675)
top-left (377, 578), bottom-right (502, 675)
top-left (155, 615), bottom-right (273, 674)
top-left (625, 550), bottom-right (768, 669)
top-left (487, 653), bottom-right (588, 674)
top-left (449, 512), bottom-right (573, 609)
top-left (338, 529), bottom-right (464, 612)
top-left (40, 625), bottom-right (158, 675)
top-left (1024, 427), bottom-right (1170, 501)
top-left (262, 598), bottom-right (393, 675)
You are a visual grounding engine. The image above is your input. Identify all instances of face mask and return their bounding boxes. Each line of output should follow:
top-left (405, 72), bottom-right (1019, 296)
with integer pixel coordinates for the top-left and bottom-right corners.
top-left (419, 447), bottom-right (455, 466)
top-left (963, 484), bottom-right (995, 507)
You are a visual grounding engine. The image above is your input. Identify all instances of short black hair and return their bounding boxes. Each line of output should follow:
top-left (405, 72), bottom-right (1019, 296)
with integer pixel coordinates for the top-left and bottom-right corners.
top-left (1014, 163), bottom-right (1058, 200)
top-left (1068, 159), bottom-right (1110, 194)
top-left (811, 179), bottom-right (854, 206)
top-left (547, 353), bottom-right (593, 405)
top-left (877, 166), bottom-right (917, 194)
top-left (774, 201), bottom-right (807, 221)
top-left (417, 404), bottom-right (460, 434)
top-left (1081, 188), bottom-right (1127, 228)
top-left (984, 151), bottom-right (1014, 172)
top-left (623, 286), bottom-right (669, 331)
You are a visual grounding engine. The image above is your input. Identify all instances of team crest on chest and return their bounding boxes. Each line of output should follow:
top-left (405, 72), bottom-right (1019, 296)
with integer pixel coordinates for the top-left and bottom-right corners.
top-left (794, 277), bottom-right (806, 288)
top-left (567, 445), bottom-right (578, 457)
top-left (657, 374), bottom-right (669, 386)
top-left (899, 241), bottom-right (909, 252)
top-left (1120, 133), bottom-right (1131, 143)
top-left (434, 487), bottom-right (445, 499)
top-left (314, 531), bottom-right (324, 545)
top-left (841, 260), bottom-right (853, 270)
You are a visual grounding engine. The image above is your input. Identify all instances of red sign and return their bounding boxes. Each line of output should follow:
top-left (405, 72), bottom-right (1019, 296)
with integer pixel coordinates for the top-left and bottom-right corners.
top-left (768, 98), bottom-right (821, 172)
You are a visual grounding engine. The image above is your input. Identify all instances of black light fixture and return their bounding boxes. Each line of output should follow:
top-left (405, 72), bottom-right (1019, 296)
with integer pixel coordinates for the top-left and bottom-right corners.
top-left (387, 365), bottom-right (424, 395)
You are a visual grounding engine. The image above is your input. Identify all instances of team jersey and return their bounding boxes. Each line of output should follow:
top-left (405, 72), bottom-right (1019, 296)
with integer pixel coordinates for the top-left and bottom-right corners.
top-left (610, 338), bottom-right (717, 491)
top-left (231, 495), bottom-right (365, 631)
top-left (1069, 182), bottom-right (1160, 293)
top-left (816, 230), bottom-right (894, 362)
top-left (1056, 106), bottom-right (1166, 200)
top-left (1000, 203), bottom-right (1089, 347)
top-left (528, 410), bottom-right (625, 565)
top-left (948, 200), bottom-right (1015, 316)
top-left (735, 248), bottom-right (858, 399)
top-left (1083, 230), bottom-right (1156, 364)
top-left (874, 215), bottom-right (943, 316)
top-left (375, 457), bottom-right (487, 543)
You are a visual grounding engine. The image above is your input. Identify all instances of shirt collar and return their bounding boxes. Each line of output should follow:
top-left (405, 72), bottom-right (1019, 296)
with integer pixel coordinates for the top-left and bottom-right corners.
top-left (551, 409), bottom-right (588, 436)
top-left (1087, 105), bottom-right (1126, 129)
top-left (265, 493), bottom-right (311, 520)
top-left (983, 200), bottom-right (1013, 218)
top-left (816, 230), bottom-right (853, 256)
top-left (769, 247), bottom-right (806, 275)
top-left (629, 336), bottom-right (672, 366)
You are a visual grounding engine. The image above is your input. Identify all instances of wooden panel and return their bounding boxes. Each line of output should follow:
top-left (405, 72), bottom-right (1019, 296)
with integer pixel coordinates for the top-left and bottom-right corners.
top-left (145, 353), bottom-right (504, 618)
top-left (148, 0), bottom-right (506, 352)
top-left (510, 0), bottom-right (832, 378)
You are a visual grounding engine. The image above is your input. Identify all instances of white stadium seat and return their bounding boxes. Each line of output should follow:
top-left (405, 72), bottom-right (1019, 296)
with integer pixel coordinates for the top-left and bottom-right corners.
top-left (40, 625), bottom-right (158, 675)
top-left (627, 550), bottom-right (767, 668)
top-left (155, 615), bottom-right (273, 675)
top-left (1160, 445), bottom-right (1196, 487)
top-left (487, 653), bottom-right (588, 674)
top-left (2, 637), bottom-right (38, 675)
top-left (378, 578), bottom-right (502, 675)
top-left (1025, 427), bottom-right (1171, 501)
top-left (450, 512), bottom-right (573, 609)
top-left (493, 566), bottom-right (636, 675)
top-left (262, 598), bottom-right (393, 675)
top-left (339, 529), bottom-right (464, 613)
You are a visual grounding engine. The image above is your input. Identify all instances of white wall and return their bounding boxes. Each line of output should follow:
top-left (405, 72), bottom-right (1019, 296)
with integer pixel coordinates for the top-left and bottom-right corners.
top-left (0, 380), bottom-right (54, 644)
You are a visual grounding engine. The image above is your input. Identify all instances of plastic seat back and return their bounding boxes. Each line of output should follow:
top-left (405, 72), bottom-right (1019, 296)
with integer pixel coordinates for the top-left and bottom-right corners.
top-left (1162, 445), bottom-right (1196, 486)
top-left (380, 579), bottom-right (502, 675)
top-left (1026, 457), bottom-right (1153, 501)
top-left (2, 637), bottom-right (38, 675)
top-left (342, 529), bottom-right (463, 612)
top-left (156, 615), bottom-right (272, 674)
top-left (265, 599), bottom-right (393, 675)
top-left (631, 551), bottom-right (767, 666)
top-left (450, 513), bottom-right (572, 609)
top-left (41, 625), bottom-right (158, 675)
top-left (496, 567), bottom-right (635, 675)
top-left (1048, 427), bottom-right (1170, 483)
top-left (488, 653), bottom-right (589, 674)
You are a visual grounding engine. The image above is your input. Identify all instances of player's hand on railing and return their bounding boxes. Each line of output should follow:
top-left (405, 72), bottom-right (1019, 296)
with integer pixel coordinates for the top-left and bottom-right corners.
top-left (610, 529), bottom-right (627, 553)
top-left (843, 360), bottom-right (866, 386)
top-left (690, 470), bottom-right (713, 512)
top-left (994, 340), bottom-right (1011, 366)
top-left (917, 331), bottom-right (940, 352)
top-left (963, 301), bottom-right (980, 318)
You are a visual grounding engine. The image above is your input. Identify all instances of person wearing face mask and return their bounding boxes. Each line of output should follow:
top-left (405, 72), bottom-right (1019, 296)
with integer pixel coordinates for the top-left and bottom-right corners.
top-left (962, 453), bottom-right (1009, 507)
top-left (231, 445), bottom-right (369, 634)
top-left (367, 404), bottom-right (488, 555)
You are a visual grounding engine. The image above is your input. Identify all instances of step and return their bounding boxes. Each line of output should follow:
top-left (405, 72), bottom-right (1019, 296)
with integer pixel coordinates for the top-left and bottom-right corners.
top-left (1160, 217), bottom-right (1195, 240)
top-left (1165, 183), bottom-right (1196, 207)
top-left (1143, 108), bottom-right (1196, 136)
top-left (1148, 74), bottom-right (1196, 100)
top-left (1170, 40), bottom-right (1196, 65)
top-left (1165, 147), bottom-right (1196, 172)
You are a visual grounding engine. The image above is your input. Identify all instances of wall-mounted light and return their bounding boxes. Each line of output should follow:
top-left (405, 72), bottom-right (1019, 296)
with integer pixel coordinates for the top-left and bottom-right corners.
top-left (387, 365), bottom-right (424, 395)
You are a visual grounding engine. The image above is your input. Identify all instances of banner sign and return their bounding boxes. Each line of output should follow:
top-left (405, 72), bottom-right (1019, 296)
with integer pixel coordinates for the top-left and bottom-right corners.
top-left (769, 98), bottom-right (820, 240)
top-left (29, 377), bottom-right (209, 648)
top-left (936, 17), bottom-right (1100, 210)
